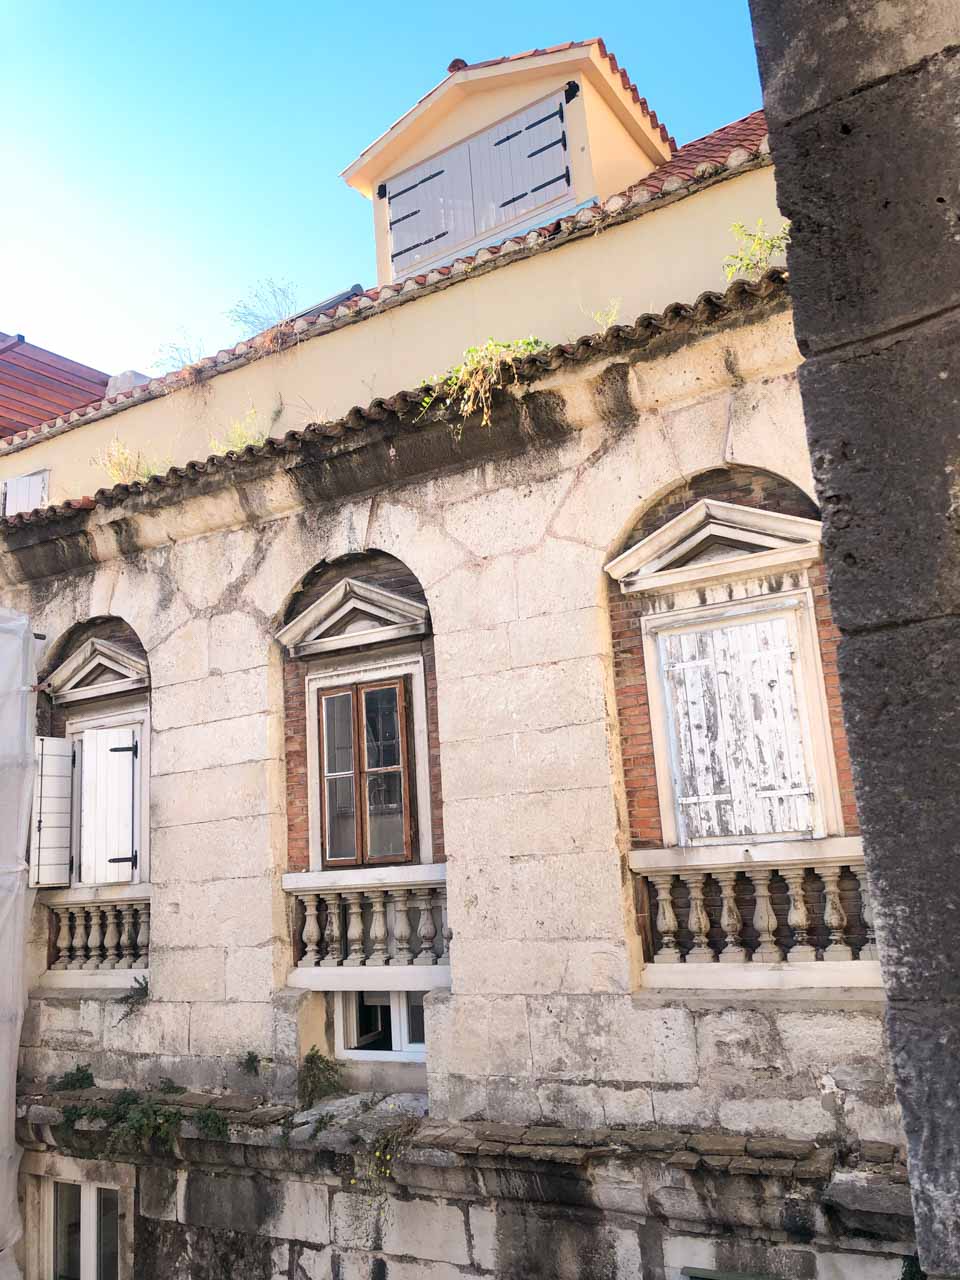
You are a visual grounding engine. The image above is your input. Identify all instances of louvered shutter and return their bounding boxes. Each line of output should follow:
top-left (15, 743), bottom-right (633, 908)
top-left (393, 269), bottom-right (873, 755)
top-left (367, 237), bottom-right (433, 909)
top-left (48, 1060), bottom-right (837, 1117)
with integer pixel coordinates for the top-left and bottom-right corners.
top-left (29, 737), bottom-right (73, 887)
top-left (2, 471), bottom-right (48, 517)
top-left (659, 616), bottom-right (814, 844)
top-left (386, 141), bottom-right (476, 274)
top-left (80, 726), bottom-right (138, 884)
top-left (469, 91), bottom-right (571, 236)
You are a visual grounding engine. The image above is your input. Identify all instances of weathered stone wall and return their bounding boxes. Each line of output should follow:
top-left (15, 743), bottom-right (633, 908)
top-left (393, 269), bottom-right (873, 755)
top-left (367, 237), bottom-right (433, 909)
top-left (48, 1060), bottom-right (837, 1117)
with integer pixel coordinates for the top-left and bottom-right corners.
top-left (4, 300), bottom-right (902, 1153)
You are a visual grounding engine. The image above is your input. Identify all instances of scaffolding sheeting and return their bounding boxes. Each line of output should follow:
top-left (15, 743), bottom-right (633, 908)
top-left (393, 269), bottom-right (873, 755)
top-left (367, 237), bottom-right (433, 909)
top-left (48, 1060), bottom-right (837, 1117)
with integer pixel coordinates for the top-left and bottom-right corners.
top-left (0, 610), bottom-right (35, 1280)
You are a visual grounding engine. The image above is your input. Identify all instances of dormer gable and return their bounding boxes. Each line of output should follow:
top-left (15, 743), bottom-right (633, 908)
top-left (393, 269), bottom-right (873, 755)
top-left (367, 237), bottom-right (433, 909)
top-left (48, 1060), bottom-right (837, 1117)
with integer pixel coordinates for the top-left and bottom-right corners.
top-left (342, 40), bottom-right (675, 284)
top-left (45, 637), bottom-right (149, 705)
top-left (276, 578), bottom-right (430, 658)
top-left (605, 499), bottom-right (822, 594)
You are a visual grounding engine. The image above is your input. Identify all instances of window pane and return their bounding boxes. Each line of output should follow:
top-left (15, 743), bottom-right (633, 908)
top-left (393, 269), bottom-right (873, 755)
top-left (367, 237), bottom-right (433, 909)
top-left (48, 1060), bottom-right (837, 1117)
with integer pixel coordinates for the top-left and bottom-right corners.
top-left (53, 1182), bottom-right (81, 1280)
top-left (97, 1188), bottom-right (119, 1280)
top-left (325, 777), bottom-right (357, 860)
top-left (407, 992), bottom-right (426, 1045)
top-left (364, 686), bottom-right (401, 769)
top-left (356, 991), bottom-right (392, 1050)
top-left (324, 693), bottom-right (354, 774)
top-left (366, 772), bottom-right (404, 858)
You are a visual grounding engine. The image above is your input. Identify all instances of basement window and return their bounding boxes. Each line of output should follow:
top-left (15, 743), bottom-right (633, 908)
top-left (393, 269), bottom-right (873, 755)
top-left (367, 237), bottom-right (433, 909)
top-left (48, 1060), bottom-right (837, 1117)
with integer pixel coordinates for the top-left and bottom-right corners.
top-left (336, 990), bottom-right (427, 1062)
top-left (50, 1180), bottom-right (121, 1280)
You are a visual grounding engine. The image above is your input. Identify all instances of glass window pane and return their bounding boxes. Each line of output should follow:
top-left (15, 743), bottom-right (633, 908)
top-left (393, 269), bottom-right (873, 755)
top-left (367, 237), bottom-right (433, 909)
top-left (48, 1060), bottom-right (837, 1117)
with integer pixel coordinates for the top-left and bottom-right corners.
top-left (53, 1182), bottom-right (82, 1280)
top-left (97, 1188), bottom-right (119, 1280)
top-left (366, 772), bottom-right (404, 858)
top-left (356, 991), bottom-right (392, 1049)
top-left (364, 687), bottom-right (401, 769)
top-left (407, 992), bottom-right (426, 1045)
top-left (325, 777), bottom-right (357, 860)
top-left (323, 693), bottom-right (354, 774)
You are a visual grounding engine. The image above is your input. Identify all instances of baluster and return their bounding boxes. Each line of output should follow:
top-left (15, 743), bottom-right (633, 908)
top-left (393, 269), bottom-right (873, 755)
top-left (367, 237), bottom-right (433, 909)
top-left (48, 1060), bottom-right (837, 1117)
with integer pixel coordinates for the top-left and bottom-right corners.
top-left (68, 909), bottom-right (89, 969)
top-left (685, 873), bottom-right (715, 963)
top-left (319, 893), bottom-right (344, 967)
top-left (342, 892), bottom-right (366, 967)
top-left (413, 888), bottom-right (438, 965)
top-left (83, 907), bottom-right (104, 970)
top-left (116, 905), bottom-right (137, 969)
top-left (133, 904), bottom-right (150, 968)
top-left (649, 874), bottom-right (681, 964)
top-left (820, 866), bottom-right (853, 961)
top-left (440, 922), bottom-right (452, 965)
top-left (390, 888), bottom-right (413, 965)
top-left (784, 868), bottom-right (817, 962)
top-left (751, 868), bottom-right (784, 963)
top-left (717, 870), bottom-right (747, 963)
top-left (298, 893), bottom-right (321, 968)
top-left (51, 908), bottom-right (73, 970)
top-left (101, 906), bottom-right (121, 970)
top-left (854, 865), bottom-right (879, 960)
top-left (367, 890), bottom-right (389, 965)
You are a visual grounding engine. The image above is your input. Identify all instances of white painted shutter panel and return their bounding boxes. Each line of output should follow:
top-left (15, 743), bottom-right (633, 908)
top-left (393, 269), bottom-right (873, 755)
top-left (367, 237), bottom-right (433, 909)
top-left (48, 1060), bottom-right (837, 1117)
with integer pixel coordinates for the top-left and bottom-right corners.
top-left (29, 737), bottom-right (73, 887)
top-left (3, 471), bottom-right (48, 517)
top-left (660, 616), bottom-right (813, 844)
top-left (80, 726), bottom-right (137, 884)
top-left (386, 141), bottom-right (475, 275)
top-left (469, 91), bottom-right (571, 236)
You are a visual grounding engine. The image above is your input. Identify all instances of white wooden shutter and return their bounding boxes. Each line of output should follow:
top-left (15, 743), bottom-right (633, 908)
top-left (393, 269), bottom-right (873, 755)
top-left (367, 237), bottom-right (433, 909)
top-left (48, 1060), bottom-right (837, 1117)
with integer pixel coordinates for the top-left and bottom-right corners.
top-left (29, 737), bottom-right (73, 887)
top-left (660, 615), bottom-right (814, 844)
top-left (386, 141), bottom-right (476, 275)
top-left (3, 471), bottom-right (48, 517)
top-left (469, 91), bottom-right (571, 237)
top-left (80, 726), bottom-right (138, 884)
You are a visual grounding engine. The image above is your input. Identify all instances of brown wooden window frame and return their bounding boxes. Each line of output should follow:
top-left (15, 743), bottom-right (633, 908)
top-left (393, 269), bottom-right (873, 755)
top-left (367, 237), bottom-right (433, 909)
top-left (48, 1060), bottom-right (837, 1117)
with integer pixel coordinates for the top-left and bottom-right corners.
top-left (317, 678), bottom-right (413, 867)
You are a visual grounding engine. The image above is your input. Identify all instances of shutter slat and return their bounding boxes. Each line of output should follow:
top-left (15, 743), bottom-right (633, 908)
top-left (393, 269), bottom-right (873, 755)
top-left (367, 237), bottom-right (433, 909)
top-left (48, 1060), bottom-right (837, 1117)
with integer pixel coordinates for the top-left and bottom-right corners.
top-left (29, 737), bottom-right (73, 887)
top-left (470, 91), bottom-right (570, 238)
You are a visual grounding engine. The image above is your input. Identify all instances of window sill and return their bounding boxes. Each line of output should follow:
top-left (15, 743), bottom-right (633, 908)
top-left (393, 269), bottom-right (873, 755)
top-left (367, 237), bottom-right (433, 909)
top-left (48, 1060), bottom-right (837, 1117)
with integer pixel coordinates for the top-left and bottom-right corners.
top-left (641, 959), bottom-right (882, 991)
top-left (283, 864), bottom-right (446, 893)
top-left (36, 883), bottom-right (150, 908)
top-left (32, 969), bottom-right (148, 994)
top-left (288, 964), bottom-right (450, 993)
top-left (628, 835), bottom-right (863, 875)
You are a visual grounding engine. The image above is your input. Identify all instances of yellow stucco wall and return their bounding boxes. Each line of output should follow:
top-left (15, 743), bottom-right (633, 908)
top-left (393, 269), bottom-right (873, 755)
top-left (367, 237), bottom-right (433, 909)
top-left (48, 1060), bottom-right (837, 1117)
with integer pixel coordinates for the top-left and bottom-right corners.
top-left (1, 166), bottom-right (786, 505)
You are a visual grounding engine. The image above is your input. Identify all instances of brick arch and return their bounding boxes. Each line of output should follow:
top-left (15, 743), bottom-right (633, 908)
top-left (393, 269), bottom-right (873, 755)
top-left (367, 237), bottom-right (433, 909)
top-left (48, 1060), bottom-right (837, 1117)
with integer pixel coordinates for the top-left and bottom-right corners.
top-left (37, 615), bottom-right (149, 738)
top-left (607, 466), bottom-right (857, 852)
top-left (281, 551), bottom-right (444, 871)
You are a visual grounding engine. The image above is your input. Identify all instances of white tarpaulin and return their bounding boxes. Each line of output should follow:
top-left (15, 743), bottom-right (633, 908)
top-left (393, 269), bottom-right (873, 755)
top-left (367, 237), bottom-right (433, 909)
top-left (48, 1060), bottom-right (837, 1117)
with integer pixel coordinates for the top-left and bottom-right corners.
top-left (0, 610), bottom-right (35, 1280)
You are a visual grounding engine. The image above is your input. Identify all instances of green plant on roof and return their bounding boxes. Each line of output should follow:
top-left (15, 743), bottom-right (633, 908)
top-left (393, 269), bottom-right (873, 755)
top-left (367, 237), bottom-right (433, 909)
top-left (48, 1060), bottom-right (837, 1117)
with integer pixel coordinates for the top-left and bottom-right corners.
top-left (419, 336), bottom-right (550, 436)
top-left (92, 436), bottom-right (170, 486)
top-left (208, 407), bottom-right (268, 456)
top-left (723, 218), bottom-right (791, 282)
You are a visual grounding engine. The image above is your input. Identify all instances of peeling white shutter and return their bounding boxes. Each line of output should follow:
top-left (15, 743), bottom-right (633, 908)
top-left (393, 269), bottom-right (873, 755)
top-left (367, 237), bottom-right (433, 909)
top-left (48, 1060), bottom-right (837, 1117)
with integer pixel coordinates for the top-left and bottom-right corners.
top-left (660, 616), bottom-right (813, 844)
top-left (386, 141), bottom-right (476, 275)
top-left (469, 91), bottom-right (571, 236)
top-left (29, 737), bottom-right (73, 887)
top-left (80, 726), bottom-right (138, 884)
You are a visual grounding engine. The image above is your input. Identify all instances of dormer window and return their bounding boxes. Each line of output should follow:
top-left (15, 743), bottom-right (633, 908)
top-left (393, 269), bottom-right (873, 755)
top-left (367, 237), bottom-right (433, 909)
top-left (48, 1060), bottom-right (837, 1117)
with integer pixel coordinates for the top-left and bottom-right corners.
top-left (385, 89), bottom-right (573, 276)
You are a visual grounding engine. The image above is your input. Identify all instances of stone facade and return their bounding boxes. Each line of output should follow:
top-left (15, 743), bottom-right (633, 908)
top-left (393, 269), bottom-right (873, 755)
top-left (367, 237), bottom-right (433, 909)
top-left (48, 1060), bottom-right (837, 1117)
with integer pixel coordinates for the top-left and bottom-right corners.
top-left (6, 281), bottom-right (913, 1275)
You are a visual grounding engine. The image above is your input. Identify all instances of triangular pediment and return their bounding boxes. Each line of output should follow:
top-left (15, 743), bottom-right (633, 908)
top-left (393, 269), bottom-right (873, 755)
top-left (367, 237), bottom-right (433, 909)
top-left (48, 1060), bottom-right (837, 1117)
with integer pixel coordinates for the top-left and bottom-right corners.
top-left (277, 578), bottom-right (429, 656)
top-left (46, 637), bottom-right (149, 705)
top-left (605, 499), bottom-right (821, 594)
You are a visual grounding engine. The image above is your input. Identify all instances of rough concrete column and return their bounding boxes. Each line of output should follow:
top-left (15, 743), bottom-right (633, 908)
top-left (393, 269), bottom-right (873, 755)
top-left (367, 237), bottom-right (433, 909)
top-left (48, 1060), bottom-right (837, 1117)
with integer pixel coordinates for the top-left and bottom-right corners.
top-left (745, 4), bottom-right (960, 1274)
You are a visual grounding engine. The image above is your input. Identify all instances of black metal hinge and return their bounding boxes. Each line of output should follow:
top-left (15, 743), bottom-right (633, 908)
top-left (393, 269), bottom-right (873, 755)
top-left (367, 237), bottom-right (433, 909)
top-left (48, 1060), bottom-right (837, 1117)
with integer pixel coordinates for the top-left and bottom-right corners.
top-left (108, 850), bottom-right (138, 870)
top-left (110, 741), bottom-right (138, 759)
top-left (564, 80), bottom-right (579, 103)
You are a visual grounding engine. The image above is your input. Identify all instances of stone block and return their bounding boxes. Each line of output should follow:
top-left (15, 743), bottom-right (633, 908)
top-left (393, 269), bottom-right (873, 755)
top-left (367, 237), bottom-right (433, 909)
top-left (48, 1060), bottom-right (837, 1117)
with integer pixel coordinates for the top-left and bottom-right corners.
top-left (600, 1000), bottom-right (699, 1086)
top-left (745, 1137), bottom-right (816, 1159)
top-left (507, 607), bottom-right (606, 669)
top-left (226, 945), bottom-right (280, 1002)
top-left (442, 473), bottom-right (574, 558)
top-left (513, 537), bottom-right (605, 619)
top-left (266, 1179), bottom-right (331, 1245)
top-left (750, 0), bottom-right (957, 121)
top-left (188, 1001), bottom-right (275, 1057)
top-left (429, 558), bottom-right (518, 635)
top-left (101, 1002), bottom-right (191, 1056)
top-left (776, 1011), bottom-right (885, 1073)
top-left (843, 1098), bottom-right (906, 1148)
top-left (151, 878), bottom-right (281, 950)
top-left (688, 1133), bottom-right (748, 1155)
top-left (336, 1259), bottom-right (474, 1280)
top-left (717, 1095), bottom-right (835, 1140)
top-left (149, 947), bottom-right (227, 1002)
top-left (139, 1166), bottom-right (180, 1221)
top-left (168, 527), bottom-right (258, 612)
top-left (208, 610), bottom-right (270, 674)
top-left (291, 1244), bottom-right (333, 1280)
top-left (695, 1008), bottom-right (787, 1078)
top-left (151, 814), bottom-right (284, 883)
top-left (151, 761), bottom-right (283, 827)
top-left (438, 656), bottom-right (606, 742)
top-left (149, 618), bottom-right (210, 687)
top-left (182, 1170), bottom-right (329, 1243)
top-left (594, 1085), bottom-right (654, 1128)
top-left (443, 786), bottom-right (617, 863)
top-left (28, 998), bottom-right (102, 1050)
top-left (332, 1192), bottom-right (471, 1265)
top-left (152, 666), bottom-right (275, 731)
top-left (153, 712), bottom-right (279, 776)
top-left (469, 1204), bottom-right (498, 1271)
top-left (433, 625), bottom-right (511, 683)
top-left (450, 937), bottom-right (630, 998)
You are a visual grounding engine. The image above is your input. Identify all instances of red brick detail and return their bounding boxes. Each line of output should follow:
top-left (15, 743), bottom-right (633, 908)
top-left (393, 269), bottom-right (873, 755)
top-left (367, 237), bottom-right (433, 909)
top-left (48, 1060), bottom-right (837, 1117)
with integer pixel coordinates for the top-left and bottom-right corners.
top-left (609, 467), bottom-right (858, 846)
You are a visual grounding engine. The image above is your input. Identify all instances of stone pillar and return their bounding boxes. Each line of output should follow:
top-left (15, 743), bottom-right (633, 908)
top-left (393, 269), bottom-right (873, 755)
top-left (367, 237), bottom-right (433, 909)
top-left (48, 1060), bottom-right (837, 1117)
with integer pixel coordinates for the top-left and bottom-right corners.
top-left (746, 4), bottom-right (960, 1271)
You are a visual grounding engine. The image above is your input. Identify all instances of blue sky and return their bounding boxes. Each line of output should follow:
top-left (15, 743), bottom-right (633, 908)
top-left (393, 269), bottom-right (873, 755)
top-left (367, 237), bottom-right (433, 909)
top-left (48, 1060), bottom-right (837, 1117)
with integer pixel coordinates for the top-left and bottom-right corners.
top-left (0, 1), bottom-right (762, 376)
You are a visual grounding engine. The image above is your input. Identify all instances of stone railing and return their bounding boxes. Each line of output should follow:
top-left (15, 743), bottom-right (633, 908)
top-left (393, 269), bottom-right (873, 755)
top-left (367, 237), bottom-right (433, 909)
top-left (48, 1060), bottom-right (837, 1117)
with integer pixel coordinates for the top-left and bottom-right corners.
top-left (282, 864), bottom-right (450, 991)
top-left (43, 899), bottom-right (150, 981)
top-left (629, 837), bottom-right (881, 988)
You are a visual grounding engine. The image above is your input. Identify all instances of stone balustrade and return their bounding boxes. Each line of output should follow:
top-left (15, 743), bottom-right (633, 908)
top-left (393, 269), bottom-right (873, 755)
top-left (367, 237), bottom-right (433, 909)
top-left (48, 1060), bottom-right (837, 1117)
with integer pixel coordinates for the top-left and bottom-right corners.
top-left (283, 864), bottom-right (450, 992)
top-left (47, 900), bottom-right (150, 973)
top-left (629, 838), bottom-right (880, 985)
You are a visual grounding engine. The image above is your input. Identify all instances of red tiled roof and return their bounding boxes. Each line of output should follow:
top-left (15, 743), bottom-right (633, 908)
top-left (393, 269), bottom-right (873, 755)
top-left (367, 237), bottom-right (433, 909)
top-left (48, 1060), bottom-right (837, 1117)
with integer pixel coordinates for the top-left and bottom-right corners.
top-left (0, 333), bottom-right (108, 440)
top-left (0, 111), bottom-right (770, 457)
